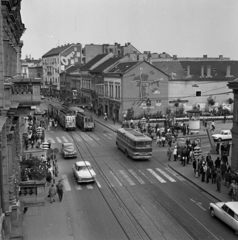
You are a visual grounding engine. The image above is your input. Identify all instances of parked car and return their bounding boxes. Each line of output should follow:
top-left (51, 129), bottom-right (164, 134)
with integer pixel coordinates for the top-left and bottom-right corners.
top-left (72, 161), bottom-right (96, 183)
top-left (209, 202), bottom-right (238, 234)
top-left (61, 143), bottom-right (77, 158)
top-left (212, 130), bottom-right (232, 142)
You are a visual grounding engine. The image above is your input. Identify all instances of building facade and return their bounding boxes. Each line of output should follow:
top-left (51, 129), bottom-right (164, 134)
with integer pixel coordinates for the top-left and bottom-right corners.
top-left (152, 55), bottom-right (238, 113)
top-left (104, 61), bottom-right (170, 122)
top-left (42, 43), bottom-right (82, 95)
top-left (0, 1), bottom-right (25, 239)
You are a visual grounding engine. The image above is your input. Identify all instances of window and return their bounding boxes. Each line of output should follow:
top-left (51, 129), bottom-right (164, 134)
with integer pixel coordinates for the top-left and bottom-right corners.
top-left (196, 91), bottom-right (201, 97)
top-left (227, 208), bottom-right (234, 218)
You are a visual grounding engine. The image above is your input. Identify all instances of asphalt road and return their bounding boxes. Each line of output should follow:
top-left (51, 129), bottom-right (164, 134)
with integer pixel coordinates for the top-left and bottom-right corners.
top-left (41, 101), bottom-right (237, 240)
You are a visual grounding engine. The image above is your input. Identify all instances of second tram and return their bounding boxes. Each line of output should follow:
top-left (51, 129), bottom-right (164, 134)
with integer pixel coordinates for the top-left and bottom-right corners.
top-left (76, 112), bottom-right (95, 131)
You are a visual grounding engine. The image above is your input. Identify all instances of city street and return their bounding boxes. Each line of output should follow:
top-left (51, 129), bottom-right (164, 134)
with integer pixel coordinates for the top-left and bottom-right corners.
top-left (23, 101), bottom-right (238, 240)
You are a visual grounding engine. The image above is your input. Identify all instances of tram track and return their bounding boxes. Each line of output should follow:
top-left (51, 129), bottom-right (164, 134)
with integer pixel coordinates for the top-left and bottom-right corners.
top-left (65, 129), bottom-right (196, 240)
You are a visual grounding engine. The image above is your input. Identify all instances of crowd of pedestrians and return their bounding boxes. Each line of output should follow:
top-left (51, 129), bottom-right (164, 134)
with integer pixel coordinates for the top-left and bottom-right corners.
top-left (23, 111), bottom-right (64, 204)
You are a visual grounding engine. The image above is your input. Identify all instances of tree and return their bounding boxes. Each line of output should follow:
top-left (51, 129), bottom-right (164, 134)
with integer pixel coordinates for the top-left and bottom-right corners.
top-left (125, 107), bottom-right (134, 120)
top-left (207, 96), bottom-right (215, 106)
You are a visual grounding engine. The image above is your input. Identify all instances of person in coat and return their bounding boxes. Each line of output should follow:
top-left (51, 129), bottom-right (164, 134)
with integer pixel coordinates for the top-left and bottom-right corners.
top-left (216, 169), bottom-right (222, 193)
top-left (48, 184), bottom-right (57, 203)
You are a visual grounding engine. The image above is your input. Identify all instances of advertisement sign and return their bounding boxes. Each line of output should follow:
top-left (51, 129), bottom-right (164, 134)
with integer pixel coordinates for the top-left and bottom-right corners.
top-left (60, 45), bottom-right (81, 68)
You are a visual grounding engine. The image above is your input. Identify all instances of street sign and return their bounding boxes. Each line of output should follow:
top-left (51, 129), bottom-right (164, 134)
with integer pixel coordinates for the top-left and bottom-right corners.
top-left (42, 142), bottom-right (50, 150)
top-left (53, 148), bottom-right (59, 154)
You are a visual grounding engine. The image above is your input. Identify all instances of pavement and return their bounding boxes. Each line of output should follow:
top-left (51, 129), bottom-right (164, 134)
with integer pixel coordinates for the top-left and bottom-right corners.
top-left (20, 98), bottom-right (233, 239)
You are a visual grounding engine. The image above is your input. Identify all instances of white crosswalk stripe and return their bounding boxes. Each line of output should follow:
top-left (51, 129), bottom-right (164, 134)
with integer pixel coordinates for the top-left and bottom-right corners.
top-left (96, 179), bottom-right (101, 188)
top-left (156, 168), bottom-right (176, 182)
top-left (87, 184), bottom-right (93, 189)
top-left (104, 134), bottom-right (112, 139)
top-left (76, 185), bottom-right (82, 190)
top-left (89, 134), bottom-right (100, 141)
top-left (119, 170), bottom-right (135, 185)
top-left (109, 171), bottom-right (121, 187)
top-left (128, 169), bottom-right (145, 184)
top-left (80, 133), bottom-right (93, 141)
top-left (56, 137), bottom-right (62, 143)
top-left (62, 136), bottom-right (68, 142)
top-left (147, 169), bottom-right (166, 183)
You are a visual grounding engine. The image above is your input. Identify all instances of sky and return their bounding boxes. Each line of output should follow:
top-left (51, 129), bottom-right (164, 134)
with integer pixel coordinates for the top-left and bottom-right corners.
top-left (21, 0), bottom-right (238, 60)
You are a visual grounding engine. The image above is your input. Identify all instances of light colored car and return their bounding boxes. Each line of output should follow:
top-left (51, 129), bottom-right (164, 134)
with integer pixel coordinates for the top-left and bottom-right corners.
top-left (72, 161), bottom-right (96, 183)
top-left (61, 143), bottom-right (77, 158)
top-left (212, 130), bottom-right (232, 142)
top-left (209, 202), bottom-right (238, 235)
top-left (34, 108), bottom-right (43, 115)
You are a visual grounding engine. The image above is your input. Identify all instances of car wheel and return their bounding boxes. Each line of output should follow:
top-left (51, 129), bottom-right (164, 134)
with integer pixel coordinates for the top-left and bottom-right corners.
top-left (210, 208), bottom-right (215, 218)
top-left (218, 138), bottom-right (222, 142)
top-left (125, 149), bottom-right (129, 157)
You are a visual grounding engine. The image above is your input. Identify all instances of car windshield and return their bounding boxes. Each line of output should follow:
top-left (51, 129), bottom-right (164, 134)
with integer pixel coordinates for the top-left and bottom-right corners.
top-left (79, 166), bottom-right (92, 171)
top-left (64, 144), bottom-right (74, 151)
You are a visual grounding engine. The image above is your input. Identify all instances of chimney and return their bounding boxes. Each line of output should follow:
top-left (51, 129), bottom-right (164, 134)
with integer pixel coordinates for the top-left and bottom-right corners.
top-left (219, 55), bottom-right (223, 59)
top-left (114, 42), bottom-right (117, 45)
top-left (201, 65), bottom-right (204, 77)
top-left (187, 65), bottom-right (190, 77)
top-left (226, 65), bottom-right (231, 77)
top-left (127, 42), bottom-right (130, 45)
top-left (207, 65), bottom-right (211, 77)
top-left (203, 55), bottom-right (207, 58)
top-left (173, 55), bottom-right (177, 60)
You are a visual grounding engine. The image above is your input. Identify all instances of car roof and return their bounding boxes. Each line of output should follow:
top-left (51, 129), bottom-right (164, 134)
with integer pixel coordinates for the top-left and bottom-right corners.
top-left (75, 161), bottom-right (91, 167)
top-left (221, 130), bottom-right (230, 132)
top-left (225, 202), bottom-right (238, 213)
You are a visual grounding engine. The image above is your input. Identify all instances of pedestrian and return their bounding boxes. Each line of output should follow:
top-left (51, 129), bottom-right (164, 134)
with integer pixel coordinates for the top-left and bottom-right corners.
top-left (48, 184), bottom-right (56, 203)
top-left (221, 162), bottom-right (227, 180)
top-left (192, 159), bottom-right (197, 174)
top-left (30, 139), bottom-right (34, 149)
top-left (161, 135), bottom-right (166, 147)
top-left (211, 121), bottom-right (215, 131)
top-left (167, 147), bottom-right (172, 161)
top-left (211, 166), bottom-right (217, 184)
top-left (224, 115), bottom-right (226, 124)
top-left (201, 162), bottom-right (206, 182)
top-left (215, 157), bottom-right (221, 169)
top-left (54, 121), bottom-right (58, 130)
top-left (56, 180), bottom-right (64, 202)
top-left (216, 169), bottom-right (222, 192)
top-left (173, 146), bottom-right (178, 161)
top-left (46, 172), bottom-right (52, 186)
top-left (224, 170), bottom-right (231, 188)
top-left (104, 113), bottom-right (107, 121)
top-left (206, 165), bottom-right (211, 183)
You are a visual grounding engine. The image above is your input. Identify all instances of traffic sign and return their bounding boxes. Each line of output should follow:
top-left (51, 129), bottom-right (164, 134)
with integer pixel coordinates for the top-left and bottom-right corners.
top-left (53, 148), bottom-right (59, 154)
top-left (42, 141), bottom-right (50, 150)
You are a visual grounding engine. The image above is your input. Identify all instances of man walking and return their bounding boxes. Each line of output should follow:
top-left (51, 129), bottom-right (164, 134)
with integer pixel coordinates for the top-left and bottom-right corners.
top-left (216, 169), bottom-right (222, 193)
top-left (56, 180), bottom-right (64, 202)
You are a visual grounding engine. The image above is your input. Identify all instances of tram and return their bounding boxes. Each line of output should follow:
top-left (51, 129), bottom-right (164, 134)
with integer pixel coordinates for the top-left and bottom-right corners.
top-left (48, 104), bottom-right (76, 130)
top-left (76, 112), bottom-right (95, 131)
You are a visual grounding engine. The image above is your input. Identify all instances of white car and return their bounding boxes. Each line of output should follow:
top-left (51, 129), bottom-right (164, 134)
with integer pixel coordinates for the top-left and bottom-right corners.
top-left (212, 130), bottom-right (232, 142)
top-left (72, 161), bottom-right (96, 183)
top-left (209, 202), bottom-right (238, 234)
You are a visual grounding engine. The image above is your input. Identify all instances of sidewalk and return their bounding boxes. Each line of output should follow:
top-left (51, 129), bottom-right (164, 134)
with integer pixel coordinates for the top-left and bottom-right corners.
top-left (21, 116), bottom-right (73, 240)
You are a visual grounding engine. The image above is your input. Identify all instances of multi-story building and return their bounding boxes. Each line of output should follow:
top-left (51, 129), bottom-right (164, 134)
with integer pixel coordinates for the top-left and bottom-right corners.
top-left (151, 55), bottom-right (238, 113)
top-left (0, 1), bottom-right (26, 239)
top-left (21, 56), bottom-right (41, 78)
top-left (42, 43), bottom-right (82, 95)
top-left (103, 61), bottom-right (170, 121)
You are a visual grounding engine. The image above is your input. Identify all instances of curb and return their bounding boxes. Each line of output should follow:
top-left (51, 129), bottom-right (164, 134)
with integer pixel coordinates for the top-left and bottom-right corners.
top-left (94, 119), bottom-right (118, 132)
top-left (168, 163), bottom-right (222, 202)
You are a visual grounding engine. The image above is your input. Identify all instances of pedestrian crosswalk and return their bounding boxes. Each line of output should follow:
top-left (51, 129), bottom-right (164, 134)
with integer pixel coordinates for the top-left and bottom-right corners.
top-left (47, 133), bottom-right (114, 144)
top-left (63, 167), bottom-right (186, 192)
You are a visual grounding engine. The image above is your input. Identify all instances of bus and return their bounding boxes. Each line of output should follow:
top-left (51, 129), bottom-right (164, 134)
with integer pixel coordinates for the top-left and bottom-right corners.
top-left (116, 128), bottom-right (152, 159)
top-left (76, 112), bottom-right (95, 131)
